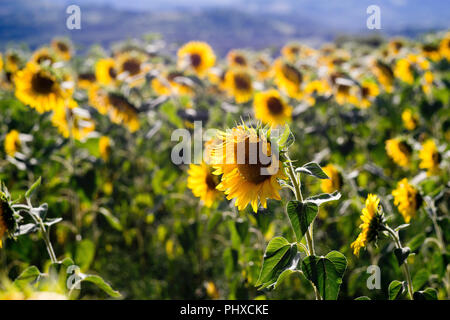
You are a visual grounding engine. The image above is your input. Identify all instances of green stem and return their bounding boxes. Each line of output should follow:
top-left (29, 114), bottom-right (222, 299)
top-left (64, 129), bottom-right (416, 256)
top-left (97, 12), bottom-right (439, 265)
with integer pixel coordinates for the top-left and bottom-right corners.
top-left (384, 225), bottom-right (414, 300)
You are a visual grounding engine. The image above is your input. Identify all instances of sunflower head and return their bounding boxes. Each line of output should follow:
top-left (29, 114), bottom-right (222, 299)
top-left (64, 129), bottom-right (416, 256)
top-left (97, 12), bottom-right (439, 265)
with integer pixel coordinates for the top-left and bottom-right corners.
top-left (95, 58), bottom-right (118, 86)
top-left (177, 41), bottom-right (216, 77)
top-left (385, 138), bottom-right (412, 168)
top-left (99, 136), bottom-right (112, 161)
top-left (401, 109), bottom-right (419, 131)
top-left (4, 51), bottom-right (21, 73)
top-left (281, 43), bottom-right (301, 62)
top-left (372, 60), bottom-right (394, 93)
top-left (0, 190), bottom-right (16, 248)
top-left (115, 51), bottom-right (150, 87)
top-left (392, 178), bottom-right (421, 223)
top-left (187, 162), bottom-right (221, 208)
top-left (321, 164), bottom-right (342, 194)
top-left (77, 73), bottom-right (96, 90)
top-left (273, 59), bottom-right (303, 99)
top-left (31, 48), bottom-right (56, 66)
top-left (4, 130), bottom-right (21, 157)
top-left (351, 194), bottom-right (385, 256)
top-left (419, 139), bottom-right (440, 176)
top-left (224, 69), bottom-right (253, 104)
top-left (51, 107), bottom-right (95, 141)
top-left (253, 56), bottom-right (272, 80)
top-left (210, 124), bottom-right (285, 212)
top-left (439, 34), bottom-right (450, 60)
top-left (253, 89), bottom-right (292, 127)
top-left (51, 39), bottom-right (73, 61)
top-left (227, 50), bottom-right (248, 68)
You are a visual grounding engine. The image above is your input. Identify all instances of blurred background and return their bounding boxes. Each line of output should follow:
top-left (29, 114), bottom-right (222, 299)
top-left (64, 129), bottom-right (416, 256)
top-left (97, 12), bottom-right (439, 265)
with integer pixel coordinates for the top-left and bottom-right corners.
top-left (1, 0), bottom-right (450, 55)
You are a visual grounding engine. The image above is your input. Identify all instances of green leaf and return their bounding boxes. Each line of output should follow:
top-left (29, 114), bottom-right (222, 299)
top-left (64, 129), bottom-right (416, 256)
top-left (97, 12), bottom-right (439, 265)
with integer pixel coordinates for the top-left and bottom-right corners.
top-left (305, 191), bottom-right (341, 207)
top-left (256, 237), bottom-right (299, 289)
top-left (407, 233), bottom-right (426, 252)
top-left (301, 255), bottom-right (342, 300)
top-left (355, 296), bottom-right (371, 300)
top-left (388, 280), bottom-right (405, 300)
top-left (75, 137), bottom-right (101, 158)
top-left (412, 269), bottom-right (430, 291)
top-left (98, 207), bottom-right (122, 231)
top-left (325, 251), bottom-right (347, 279)
top-left (78, 274), bottom-right (121, 298)
top-left (273, 269), bottom-right (302, 289)
top-left (296, 162), bottom-right (329, 179)
top-left (286, 201), bottom-right (318, 241)
top-left (413, 288), bottom-right (438, 300)
top-left (25, 177), bottom-right (41, 199)
top-left (277, 124), bottom-right (295, 150)
top-left (14, 266), bottom-right (41, 289)
top-left (394, 247), bottom-right (410, 266)
top-left (75, 239), bottom-right (96, 271)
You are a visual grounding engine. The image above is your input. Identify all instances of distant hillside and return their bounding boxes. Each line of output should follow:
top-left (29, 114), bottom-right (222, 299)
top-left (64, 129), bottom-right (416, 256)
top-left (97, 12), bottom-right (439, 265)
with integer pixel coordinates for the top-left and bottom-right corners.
top-left (0, 0), bottom-right (448, 55)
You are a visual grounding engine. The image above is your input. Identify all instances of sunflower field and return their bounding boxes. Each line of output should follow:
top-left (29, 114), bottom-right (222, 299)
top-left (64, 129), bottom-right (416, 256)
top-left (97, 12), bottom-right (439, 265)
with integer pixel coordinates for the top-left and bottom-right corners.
top-left (0, 31), bottom-right (449, 301)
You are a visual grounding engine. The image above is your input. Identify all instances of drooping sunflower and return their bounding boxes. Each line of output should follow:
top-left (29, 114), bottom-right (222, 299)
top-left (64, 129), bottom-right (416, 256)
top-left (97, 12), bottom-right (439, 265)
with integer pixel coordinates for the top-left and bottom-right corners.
top-left (89, 85), bottom-right (140, 132)
top-left (14, 62), bottom-right (76, 113)
top-left (99, 136), bottom-right (112, 161)
top-left (351, 194), bottom-right (385, 256)
top-left (227, 50), bottom-right (248, 68)
top-left (4, 130), bottom-right (21, 157)
top-left (51, 39), bottom-right (73, 61)
top-left (177, 41), bottom-right (216, 77)
top-left (385, 138), bottom-right (412, 168)
top-left (210, 125), bottom-right (285, 212)
top-left (95, 58), bottom-right (118, 86)
top-left (51, 107), bottom-right (95, 141)
top-left (392, 178), bottom-right (422, 223)
top-left (0, 191), bottom-right (16, 248)
top-left (253, 89), bottom-right (292, 126)
top-left (419, 139), bottom-right (440, 176)
top-left (115, 51), bottom-right (151, 87)
top-left (187, 162), bottom-right (222, 208)
top-left (224, 69), bottom-right (253, 104)
top-left (401, 109), bottom-right (419, 131)
top-left (321, 164), bottom-right (342, 193)
top-left (273, 59), bottom-right (303, 99)
top-left (371, 60), bottom-right (394, 93)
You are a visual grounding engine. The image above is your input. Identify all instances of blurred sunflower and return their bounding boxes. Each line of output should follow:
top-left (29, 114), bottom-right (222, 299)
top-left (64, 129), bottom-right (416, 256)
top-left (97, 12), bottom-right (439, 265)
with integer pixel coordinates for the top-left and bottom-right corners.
top-left (116, 51), bottom-right (151, 87)
top-left (227, 50), bottom-right (248, 68)
top-left (385, 138), bottom-right (411, 168)
top-left (253, 89), bottom-right (292, 126)
top-left (439, 33), bottom-right (450, 60)
top-left (177, 41), bottom-right (216, 77)
top-left (281, 43), bottom-right (301, 62)
top-left (0, 53), bottom-right (3, 71)
top-left (51, 39), bottom-right (72, 61)
top-left (421, 71), bottom-right (434, 95)
top-left (394, 58), bottom-right (414, 84)
top-left (4, 51), bottom-right (21, 73)
top-left (273, 59), bottom-right (303, 99)
top-left (99, 136), bottom-right (112, 161)
top-left (388, 39), bottom-right (404, 56)
top-left (224, 69), bottom-right (253, 104)
top-left (372, 60), bottom-right (394, 93)
top-left (350, 81), bottom-right (379, 109)
top-left (351, 194), bottom-right (385, 256)
top-left (210, 125), bottom-right (285, 212)
top-left (4, 130), bottom-right (21, 157)
top-left (392, 178), bottom-right (421, 223)
top-left (321, 164), bottom-right (342, 193)
top-left (0, 191), bottom-right (16, 248)
top-left (303, 79), bottom-right (330, 106)
top-left (95, 58), bottom-right (118, 86)
top-left (421, 43), bottom-right (441, 62)
top-left (253, 56), bottom-right (272, 80)
top-left (401, 109), bottom-right (419, 131)
top-left (51, 107), bottom-right (95, 141)
top-left (14, 62), bottom-right (76, 113)
top-left (419, 139), bottom-right (440, 176)
top-left (31, 47), bottom-right (55, 65)
top-left (187, 162), bottom-right (221, 208)
top-left (77, 73), bottom-right (97, 90)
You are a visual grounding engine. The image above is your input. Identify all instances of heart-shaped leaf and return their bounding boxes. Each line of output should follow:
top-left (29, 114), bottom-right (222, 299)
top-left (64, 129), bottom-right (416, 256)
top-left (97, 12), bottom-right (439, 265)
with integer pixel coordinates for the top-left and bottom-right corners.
top-left (394, 247), bottom-right (411, 266)
top-left (388, 280), bottom-right (405, 300)
top-left (413, 288), bottom-right (438, 300)
top-left (296, 162), bottom-right (329, 179)
top-left (286, 201), bottom-right (318, 241)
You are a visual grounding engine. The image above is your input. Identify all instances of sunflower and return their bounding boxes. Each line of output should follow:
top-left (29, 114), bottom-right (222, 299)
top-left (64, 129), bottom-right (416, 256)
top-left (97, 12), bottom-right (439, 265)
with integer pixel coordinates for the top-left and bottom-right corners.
top-left (31, 48), bottom-right (55, 65)
top-left (187, 162), bottom-right (221, 208)
top-left (321, 164), bottom-right (342, 193)
top-left (0, 191), bottom-right (16, 248)
top-left (77, 73), bottom-right (96, 90)
top-left (152, 71), bottom-right (195, 96)
top-left (177, 41), bottom-right (216, 77)
top-left (95, 58), bottom-right (118, 86)
top-left (253, 56), bottom-right (272, 80)
top-left (385, 138), bottom-right (411, 168)
top-left (273, 59), bottom-right (303, 99)
top-left (419, 139), bottom-right (440, 176)
top-left (421, 71), bottom-right (434, 95)
top-left (421, 43), bottom-right (441, 62)
top-left (115, 51), bottom-right (151, 87)
top-left (303, 79), bottom-right (331, 106)
top-left (89, 85), bottom-right (140, 132)
top-left (392, 178), bottom-right (421, 223)
top-left (4, 52), bottom-right (21, 73)
top-left (253, 89), bottom-right (292, 126)
top-left (401, 109), bottom-right (419, 131)
top-left (51, 39), bottom-right (72, 61)
top-left (224, 69), bottom-right (253, 104)
top-left (334, 83), bottom-right (353, 105)
top-left (51, 107), bottom-right (95, 141)
top-left (351, 194), bottom-right (385, 256)
top-left (281, 43), bottom-right (301, 62)
top-left (210, 125), bottom-right (285, 212)
top-left (99, 136), bottom-right (112, 161)
top-left (372, 60), bottom-right (394, 93)
top-left (439, 33), bottom-right (450, 60)
top-left (388, 39), bottom-right (404, 56)
top-left (4, 130), bottom-right (21, 157)
top-left (350, 81), bottom-right (379, 109)
top-left (394, 58), bottom-right (414, 84)
top-left (14, 62), bottom-right (76, 113)
top-left (227, 50), bottom-right (248, 68)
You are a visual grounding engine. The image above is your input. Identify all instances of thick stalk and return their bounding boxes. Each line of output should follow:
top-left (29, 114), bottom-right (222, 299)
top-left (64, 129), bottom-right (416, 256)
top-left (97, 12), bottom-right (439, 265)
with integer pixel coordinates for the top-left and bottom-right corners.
top-left (385, 225), bottom-right (414, 300)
